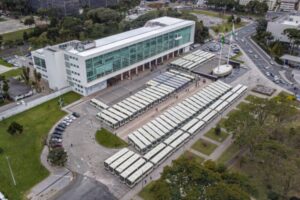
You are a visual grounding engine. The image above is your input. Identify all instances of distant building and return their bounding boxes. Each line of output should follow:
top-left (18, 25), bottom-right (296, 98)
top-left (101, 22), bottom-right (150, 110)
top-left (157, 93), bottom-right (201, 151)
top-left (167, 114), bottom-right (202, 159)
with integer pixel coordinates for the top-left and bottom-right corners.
top-left (238, 0), bottom-right (278, 10)
top-left (280, 54), bottom-right (300, 68)
top-left (267, 14), bottom-right (300, 43)
top-left (29, 0), bottom-right (119, 16)
top-left (7, 78), bottom-right (34, 101)
top-left (279, 0), bottom-right (299, 12)
top-left (31, 17), bottom-right (195, 96)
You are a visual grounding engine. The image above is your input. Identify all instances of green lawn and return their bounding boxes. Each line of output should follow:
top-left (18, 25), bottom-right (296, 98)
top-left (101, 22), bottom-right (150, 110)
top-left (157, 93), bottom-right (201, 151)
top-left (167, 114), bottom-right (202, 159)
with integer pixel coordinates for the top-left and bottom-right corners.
top-left (0, 58), bottom-right (13, 67)
top-left (189, 10), bottom-right (229, 20)
top-left (95, 128), bottom-right (128, 149)
top-left (236, 101), bottom-right (249, 110)
top-left (1, 28), bottom-right (34, 42)
top-left (212, 22), bottom-right (246, 33)
top-left (181, 151), bottom-right (204, 165)
top-left (204, 128), bottom-right (229, 143)
top-left (245, 94), bottom-right (263, 102)
top-left (0, 68), bottom-right (23, 78)
top-left (191, 139), bottom-right (218, 156)
top-left (139, 181), bottom-right (157, 200)
top-left (0, 92), bottom-right (81, 200)
top-left (217, 143), bottom-right (240, 165)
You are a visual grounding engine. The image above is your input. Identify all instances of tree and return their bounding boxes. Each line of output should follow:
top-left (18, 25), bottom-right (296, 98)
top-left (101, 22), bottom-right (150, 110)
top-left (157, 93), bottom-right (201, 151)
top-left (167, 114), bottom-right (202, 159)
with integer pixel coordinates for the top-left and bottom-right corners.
top-left (7, 121), bottom-right (23, 135)
top-left (47, 147), bottom-right (68, 166)
top-left (2, 79), bottom-right (9, 100)
top-left (22, 66), bottom-right (30, 85)
top-left (145, 157), bottom-right (254, 199)
top-left (0, 147), bottom-right (4, 154)
top-left (215, 124), bottom-right (221, 136)
top-left (23, 16), bottom-right (35, 25)
top-left (236, 16), bottom-right (241, 24)
top-left (23, 31), bottom-right (28, 41)
top-left (283, 28), bottom-right (300, 54)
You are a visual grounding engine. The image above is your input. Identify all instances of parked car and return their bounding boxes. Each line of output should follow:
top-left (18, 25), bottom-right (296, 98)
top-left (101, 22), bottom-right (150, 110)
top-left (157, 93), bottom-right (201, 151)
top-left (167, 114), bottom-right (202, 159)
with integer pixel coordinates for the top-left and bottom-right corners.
top-left (55, 127), bottom-right (64, 132)
top-left (58, 123), bottom-right (67, 128)
top-left (72, 112), bottom-right (80, 118)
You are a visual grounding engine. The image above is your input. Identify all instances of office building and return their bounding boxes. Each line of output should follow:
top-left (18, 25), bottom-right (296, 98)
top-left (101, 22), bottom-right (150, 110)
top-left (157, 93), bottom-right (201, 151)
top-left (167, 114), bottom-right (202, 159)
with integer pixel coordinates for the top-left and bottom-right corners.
top-left (32, 17), bottom-right (195, 96)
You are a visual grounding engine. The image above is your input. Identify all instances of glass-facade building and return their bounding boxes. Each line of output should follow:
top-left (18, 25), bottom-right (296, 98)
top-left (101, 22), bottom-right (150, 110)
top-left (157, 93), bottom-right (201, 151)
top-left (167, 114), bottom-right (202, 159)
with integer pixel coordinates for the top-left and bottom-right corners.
top-left (31, 17), bottom-right (195, 96)
top-left (85, 26), bottom-right (193, 82)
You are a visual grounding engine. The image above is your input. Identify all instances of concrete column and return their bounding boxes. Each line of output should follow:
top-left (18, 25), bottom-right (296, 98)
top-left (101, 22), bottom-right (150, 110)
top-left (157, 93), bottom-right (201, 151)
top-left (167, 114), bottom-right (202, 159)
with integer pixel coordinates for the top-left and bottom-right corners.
top-left (136, 67), bottom-right (138, 74)
top-left (128, 70), bottom-right (131, 77)
top-left (172, 51), bottom-right (175, 58)
top-left (155, 59), bottom-right (158, 66)
top-left (121, 73), bottom-right (123, 81)
top-left (142, 64), bottom-right (145, 71)
top-left (167, 54), bottom-right (169, 60)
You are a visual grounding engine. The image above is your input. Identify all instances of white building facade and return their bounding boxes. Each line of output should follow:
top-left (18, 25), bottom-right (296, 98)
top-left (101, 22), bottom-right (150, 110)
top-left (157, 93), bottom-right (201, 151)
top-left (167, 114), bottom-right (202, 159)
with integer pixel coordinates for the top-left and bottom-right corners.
top-left (32, 17), bottom-right (195, 96)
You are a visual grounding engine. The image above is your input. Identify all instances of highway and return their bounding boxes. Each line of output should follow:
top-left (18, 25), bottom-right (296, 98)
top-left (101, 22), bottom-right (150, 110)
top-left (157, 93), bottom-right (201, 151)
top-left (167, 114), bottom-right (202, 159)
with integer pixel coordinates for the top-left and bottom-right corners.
top-left (231, 15), bottom-right (299, 94)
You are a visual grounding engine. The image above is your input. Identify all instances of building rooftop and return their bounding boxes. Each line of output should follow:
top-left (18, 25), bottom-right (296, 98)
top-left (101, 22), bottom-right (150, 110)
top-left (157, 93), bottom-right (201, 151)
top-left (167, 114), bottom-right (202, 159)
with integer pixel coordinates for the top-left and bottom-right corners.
top-left (8, 78), bottom-right (32, 99)
top-left (281, 54), bottom-right (300, 63)
top-left (67, 16), bottom-right (194, 57)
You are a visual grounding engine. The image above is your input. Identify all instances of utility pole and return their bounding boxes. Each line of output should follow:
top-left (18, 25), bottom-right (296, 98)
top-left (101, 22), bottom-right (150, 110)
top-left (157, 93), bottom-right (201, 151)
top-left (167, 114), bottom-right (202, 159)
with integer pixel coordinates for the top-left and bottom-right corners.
top-left (6, 156), bottom-right (16, 186)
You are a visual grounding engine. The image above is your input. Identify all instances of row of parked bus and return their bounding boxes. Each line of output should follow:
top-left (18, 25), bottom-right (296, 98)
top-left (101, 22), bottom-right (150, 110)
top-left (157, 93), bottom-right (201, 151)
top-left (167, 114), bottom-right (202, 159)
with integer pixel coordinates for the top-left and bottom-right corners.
top-left (128, 81), bottom-right (247, 154)
top-left (96, 71), bottom-right (195, 129)
top-left (103, 82), bottom-right (248, 188)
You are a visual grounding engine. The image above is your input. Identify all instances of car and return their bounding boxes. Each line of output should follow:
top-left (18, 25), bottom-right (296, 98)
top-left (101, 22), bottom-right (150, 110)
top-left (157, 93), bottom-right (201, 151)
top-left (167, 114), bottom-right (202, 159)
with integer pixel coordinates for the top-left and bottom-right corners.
top-left (270, 61), bottom-right (275, 65)
top-left (50, 143), bottom-right (62, 148)
top-left (266, 72), bottom-right (271, 76)
top-left (270, 72), bottom-right (274, 77)
top-left (52, 133), bottom-right (63, 138)
top-left (50, 137), bottom-right (62, 142)
top-left (264, 66), bottom-right (270, 69)
top-left (58, 123), bottom-right (67, 128)
top-left (254, 55), bottom-right (258, 59)
top-left (241, 39), bottom-right (245, 42)
top-left (55, 127), bottom-right (64, 132)
top-left (64, 116), bottom-right (70, 120)
top-left (52, 131), bottom-right (63, 136)
top-left (70, 115), bottom-right (76, 120)
top-left (72, 112), bottom-right (80, 118)
top-left (62, 120), bottom-right (70, 125)
top-left (248, 50), bottom-right (253, 54)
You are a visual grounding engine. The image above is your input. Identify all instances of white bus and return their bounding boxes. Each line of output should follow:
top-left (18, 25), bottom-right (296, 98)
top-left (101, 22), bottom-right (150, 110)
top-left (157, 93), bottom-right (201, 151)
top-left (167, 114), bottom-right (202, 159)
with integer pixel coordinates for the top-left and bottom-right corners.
top-left (104, 148), bottom-right (129, 170)
top-left (135, 130), bottom-right (155, 145)
top-left (147, 123), bottom-right (165, 138)
top-left (143, 143), bottom-right (166, 161)
top-left (126, 162), bottom-right (154, 188)
top-left (180, 118), bottom-right (199, 133)
top-left (156, 117), bottom-right (173, 131)
top-left (115, 154), bottom-right (140, 175)
top-left (187, 120), bottom-right (205, 135)
top-left (160, 114), bottom-right (177, 128)
top-left (128, 134), bottom-right (147, 154)
top-left (138, 128), bottom-right (159, 144)
top-left (120, 158), bottom-right (146, 182)
top-left (163, 130), bottom-right (184, 146)
top-left (202, 110), bottom-right (218, 123)
top-left (215, 101), bottom-right (230, 113)
top-left (196, 108), bottom-right (212, 121)
top-left (150, 146), bottom-right (173, 167)
top-left (219, 91), bottom-right (233, 102)
top-left (169, 133), bottom-right (190, 149)
top-left (90, 98), bottom-right (109, 110)
top-left (109, 151), bottom-right (135, 174)
top-left (143, 125), bottom-right (162, 140)
top-left (151, 119), bottom-right (169, 134)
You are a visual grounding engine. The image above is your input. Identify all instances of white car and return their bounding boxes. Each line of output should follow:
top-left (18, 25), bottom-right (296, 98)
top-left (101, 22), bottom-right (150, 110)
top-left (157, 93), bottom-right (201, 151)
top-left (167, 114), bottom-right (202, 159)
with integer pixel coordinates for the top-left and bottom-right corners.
top-left (270, 61), bottom-right (275, 65)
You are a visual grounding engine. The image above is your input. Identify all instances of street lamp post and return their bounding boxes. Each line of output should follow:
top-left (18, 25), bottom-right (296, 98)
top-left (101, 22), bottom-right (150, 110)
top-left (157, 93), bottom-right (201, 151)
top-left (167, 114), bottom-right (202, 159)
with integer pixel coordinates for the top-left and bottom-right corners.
top-left (6, 156), bottom-right (16, 186)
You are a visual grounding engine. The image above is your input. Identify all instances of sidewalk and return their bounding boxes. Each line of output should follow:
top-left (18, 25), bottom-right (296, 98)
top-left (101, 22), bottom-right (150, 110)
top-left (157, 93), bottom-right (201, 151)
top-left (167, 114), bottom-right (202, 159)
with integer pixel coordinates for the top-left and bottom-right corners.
top-left (27, 147), bottom-right (74, 200)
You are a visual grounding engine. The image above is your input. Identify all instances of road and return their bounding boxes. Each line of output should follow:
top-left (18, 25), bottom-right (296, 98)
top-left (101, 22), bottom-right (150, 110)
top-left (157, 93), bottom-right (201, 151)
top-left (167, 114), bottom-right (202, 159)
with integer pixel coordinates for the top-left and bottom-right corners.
top-left (52, 174), bottom-right (117, 200)
top-left (231, 14), bottom-right (299, 94)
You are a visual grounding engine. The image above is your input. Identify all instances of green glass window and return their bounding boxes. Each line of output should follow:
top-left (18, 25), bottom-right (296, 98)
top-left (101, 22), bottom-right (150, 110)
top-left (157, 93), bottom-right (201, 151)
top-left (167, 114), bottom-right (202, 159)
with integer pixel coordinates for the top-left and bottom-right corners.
top-left (33, 56), bottom-right (46, 68)
top-left (85, 26), bottom-right (192, 82)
